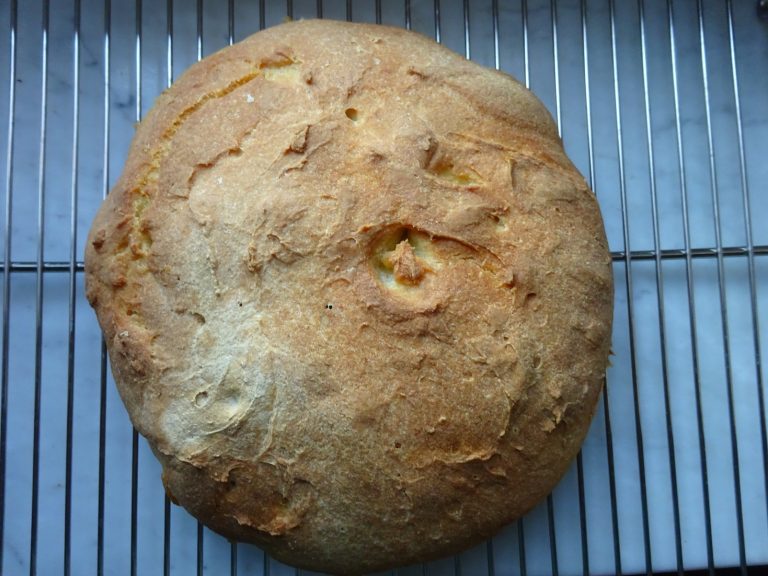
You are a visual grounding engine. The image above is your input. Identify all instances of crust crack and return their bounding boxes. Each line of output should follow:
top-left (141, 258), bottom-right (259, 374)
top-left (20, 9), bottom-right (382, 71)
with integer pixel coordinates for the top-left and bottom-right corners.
top-left (112, 68), bottom-right (262, 326)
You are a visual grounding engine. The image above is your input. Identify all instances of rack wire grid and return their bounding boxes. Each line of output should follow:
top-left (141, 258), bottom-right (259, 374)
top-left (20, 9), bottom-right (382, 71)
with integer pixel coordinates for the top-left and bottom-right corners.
top-left (0, 0), bottom-right (766, 574)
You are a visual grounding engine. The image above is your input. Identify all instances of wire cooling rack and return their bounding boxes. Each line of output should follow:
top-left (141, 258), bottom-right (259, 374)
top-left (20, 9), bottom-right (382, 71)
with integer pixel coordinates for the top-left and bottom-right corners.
top-left (0, 0), bottom-right (766, 574)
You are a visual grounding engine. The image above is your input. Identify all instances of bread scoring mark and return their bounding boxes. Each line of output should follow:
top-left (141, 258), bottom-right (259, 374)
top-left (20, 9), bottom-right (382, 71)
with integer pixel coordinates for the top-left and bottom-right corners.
top-left (429, 159), bottom-right (481, 187)
top-left (371, 226), bottom-right (437, 290)
top-left (265, 123), bottom-right (333, 177)
top-left (129, 194), bottom-right (154, 260)
top-left (421, 138), bottom-right (482, 188)
top-left (384, 241), bottom-right (425, 285)
top-left (260, 53), bottom-right (304, 83)
top-left (186, 141), bottom-right (246, 194)
top-left (184, 119), bottom-right (265, 201)
top-left (364, 224), bottom-right (512, 309)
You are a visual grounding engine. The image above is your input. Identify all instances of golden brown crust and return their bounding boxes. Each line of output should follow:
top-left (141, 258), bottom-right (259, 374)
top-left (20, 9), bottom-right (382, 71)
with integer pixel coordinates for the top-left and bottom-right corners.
top-left (85, 19), bottom-right (613, 575)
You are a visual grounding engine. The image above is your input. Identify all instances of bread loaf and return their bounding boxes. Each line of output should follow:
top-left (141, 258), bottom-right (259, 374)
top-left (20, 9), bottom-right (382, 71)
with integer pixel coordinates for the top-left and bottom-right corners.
top-left (85, 19), bottom-right (613, 574)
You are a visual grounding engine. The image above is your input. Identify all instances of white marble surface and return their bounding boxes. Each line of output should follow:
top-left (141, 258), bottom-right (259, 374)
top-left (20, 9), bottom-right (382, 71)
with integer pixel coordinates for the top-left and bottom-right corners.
top-left (0, 0), bottom-right (766, 574)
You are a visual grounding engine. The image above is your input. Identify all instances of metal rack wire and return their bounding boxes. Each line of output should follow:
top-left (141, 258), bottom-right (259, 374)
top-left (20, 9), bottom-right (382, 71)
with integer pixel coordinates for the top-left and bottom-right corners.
top-left (0, 0), bottom-right (766, 574)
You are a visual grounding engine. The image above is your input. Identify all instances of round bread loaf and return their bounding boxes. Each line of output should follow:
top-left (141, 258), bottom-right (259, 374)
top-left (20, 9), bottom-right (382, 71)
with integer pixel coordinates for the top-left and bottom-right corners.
top-left (85, 19), bottom-right (613, 575)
